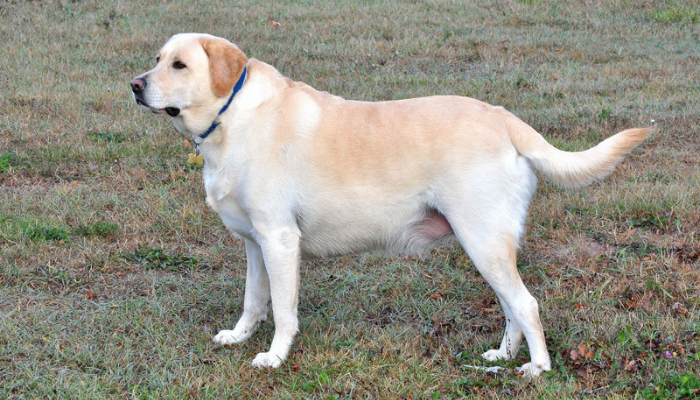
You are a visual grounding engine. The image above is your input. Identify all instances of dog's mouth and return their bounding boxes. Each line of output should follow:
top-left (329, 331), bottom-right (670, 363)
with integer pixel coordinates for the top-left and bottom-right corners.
top-left (135, 98), bottom-right (180, 117)
top-left (164, 107), bottom-right (181, 117)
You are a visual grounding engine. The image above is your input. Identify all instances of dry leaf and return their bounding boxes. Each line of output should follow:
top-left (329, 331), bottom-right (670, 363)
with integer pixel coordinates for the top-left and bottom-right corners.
top-left (578, 343), bottom-right (593, 359)
top-left (672, 302), bottom-right (688, 314)
top-left (570, 349), bottom-right (579, 361)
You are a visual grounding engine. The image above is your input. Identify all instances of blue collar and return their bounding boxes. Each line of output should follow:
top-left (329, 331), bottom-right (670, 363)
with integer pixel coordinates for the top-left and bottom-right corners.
top-left (196, 65), bottom-right (247, 143)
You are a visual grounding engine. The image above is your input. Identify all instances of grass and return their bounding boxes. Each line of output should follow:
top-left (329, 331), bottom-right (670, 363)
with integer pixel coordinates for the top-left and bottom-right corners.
top-left (1, 0), bottom-right (699, 398)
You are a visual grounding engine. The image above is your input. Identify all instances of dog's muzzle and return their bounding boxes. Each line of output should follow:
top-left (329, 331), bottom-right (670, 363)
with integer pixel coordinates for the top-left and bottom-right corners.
top-left (130, 77), bottom-right (181, 117)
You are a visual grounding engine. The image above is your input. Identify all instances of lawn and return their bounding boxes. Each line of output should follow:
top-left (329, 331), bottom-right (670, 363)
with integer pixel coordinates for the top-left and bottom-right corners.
top-left (1, 0), bottom-right (699, 398)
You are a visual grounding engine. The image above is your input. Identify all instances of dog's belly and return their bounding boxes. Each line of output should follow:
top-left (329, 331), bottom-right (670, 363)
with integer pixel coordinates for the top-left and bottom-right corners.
top-left (296, 198), bottom-right (455, 259)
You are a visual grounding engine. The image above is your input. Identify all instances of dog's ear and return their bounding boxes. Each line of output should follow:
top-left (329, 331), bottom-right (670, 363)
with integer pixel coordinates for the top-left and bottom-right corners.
top-left (200, 37), bottom-right (248, 97)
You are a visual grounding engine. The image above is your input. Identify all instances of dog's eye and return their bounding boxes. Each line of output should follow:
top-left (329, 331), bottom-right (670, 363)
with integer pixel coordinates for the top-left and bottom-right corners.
top-left (155, 56), bottom-right (161, 64)
top-left (173, 61), bottom-right (187, 70)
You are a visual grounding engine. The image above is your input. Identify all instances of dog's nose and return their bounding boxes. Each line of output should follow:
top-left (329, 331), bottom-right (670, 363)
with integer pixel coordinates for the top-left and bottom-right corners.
top-left (130, 77), bottom-right (147, 93)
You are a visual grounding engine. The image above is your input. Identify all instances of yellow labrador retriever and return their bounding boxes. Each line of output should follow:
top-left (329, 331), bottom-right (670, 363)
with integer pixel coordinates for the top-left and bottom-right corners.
top-left (131, 33), bottom-right (650, 376)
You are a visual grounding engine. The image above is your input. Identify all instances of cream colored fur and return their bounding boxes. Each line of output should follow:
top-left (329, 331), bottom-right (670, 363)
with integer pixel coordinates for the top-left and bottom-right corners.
top-left (131, 33), bottom-right (651, 376)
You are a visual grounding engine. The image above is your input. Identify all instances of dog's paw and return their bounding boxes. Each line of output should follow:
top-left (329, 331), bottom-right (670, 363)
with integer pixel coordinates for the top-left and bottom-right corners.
top-left (515, 362), bottom-right (551, 377)
top-left (213, 329), bottom-right (248, 345)
top-left (251, 352), bottom-right (283, 368)
top-left (482, 348), bottom-right (509, 362)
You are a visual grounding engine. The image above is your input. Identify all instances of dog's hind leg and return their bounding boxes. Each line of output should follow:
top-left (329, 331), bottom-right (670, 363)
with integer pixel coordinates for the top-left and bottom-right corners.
top-left (440, 155), bottom-right (550, 376)
top-left (214, 239), bottom-right (270, 345)
top-left (457, 227), bottom-right (551, 376)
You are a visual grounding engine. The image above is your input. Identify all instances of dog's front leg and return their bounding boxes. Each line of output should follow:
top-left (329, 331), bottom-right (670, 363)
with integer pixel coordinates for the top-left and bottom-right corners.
top-left (214, 239), bottom-right (270, 345)
top-left (250, 228), bottom-right (301, 368)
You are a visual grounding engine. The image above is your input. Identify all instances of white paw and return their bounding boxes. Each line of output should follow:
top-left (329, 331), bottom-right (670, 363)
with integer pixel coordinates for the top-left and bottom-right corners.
top-left (516, 362), bottom-right (551, 377)
top-left (251, 352), bottom-right (283, 368)
top-left (482, 348), bottom-right (508, 362)
top-left (213, 329), bottom-right (248, 345)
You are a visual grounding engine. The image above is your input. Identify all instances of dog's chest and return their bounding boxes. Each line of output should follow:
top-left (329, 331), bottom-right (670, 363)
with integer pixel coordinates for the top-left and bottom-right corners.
top-left (202, 168), bottom-right (255, 240)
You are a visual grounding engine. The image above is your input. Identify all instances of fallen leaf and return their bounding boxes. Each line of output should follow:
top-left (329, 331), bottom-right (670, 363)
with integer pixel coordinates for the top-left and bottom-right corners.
top-left (431, 321), bottom-right (452, 336)
top-left (578, 343), bottom-right (594, 359)
top-left (672, 302), bottom-right (688, 314)
top-left (570, 349), bottom-right (579, 361)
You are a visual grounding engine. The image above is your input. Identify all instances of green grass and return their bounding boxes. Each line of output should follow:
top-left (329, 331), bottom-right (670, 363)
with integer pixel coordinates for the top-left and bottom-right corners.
top-left (650, 5), bottom-right (700, 24)
top-left (0, 152), bottom-right (16, 172)
top-left (1, 0), bottom-right (699, 398)
top-left (123, 247), bottom-right (208, 271)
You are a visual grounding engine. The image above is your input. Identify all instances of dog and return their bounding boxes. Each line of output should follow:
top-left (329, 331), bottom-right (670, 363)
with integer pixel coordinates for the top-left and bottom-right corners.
top-left (131, 33), bottom-right (650, 376)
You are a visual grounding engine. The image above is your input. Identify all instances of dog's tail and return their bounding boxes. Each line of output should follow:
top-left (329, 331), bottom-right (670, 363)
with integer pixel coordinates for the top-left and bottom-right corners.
top-left (505, 113), bottom-right (652, 188)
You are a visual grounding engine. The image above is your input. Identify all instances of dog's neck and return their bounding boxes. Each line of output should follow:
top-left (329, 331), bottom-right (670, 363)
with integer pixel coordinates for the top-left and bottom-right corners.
top-left (194, 65), bottom-right (248, 146)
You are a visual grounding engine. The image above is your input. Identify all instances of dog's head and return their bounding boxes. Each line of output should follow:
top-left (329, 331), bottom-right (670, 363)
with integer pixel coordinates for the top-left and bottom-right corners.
top-left (130, 33), bottom-right (247, 132)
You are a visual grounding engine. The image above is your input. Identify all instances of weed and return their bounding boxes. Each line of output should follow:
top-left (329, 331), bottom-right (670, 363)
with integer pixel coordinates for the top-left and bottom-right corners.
top-left (0, 152), bottom-right (16, 172)
top-left (22, 222), bottom-right (119, 242)
top-left (87, 131), bottom-right (126, 143)
top-left (629, 215), bottom-right (670, 229)
top-left (639, 372), bottom-right (700, 398)
top-left (123, 247), bottom-right (206, 271)
top-left (24, 226), bottom-right (69, 242)
top-left (73, 222), bottom-right (120, 238)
